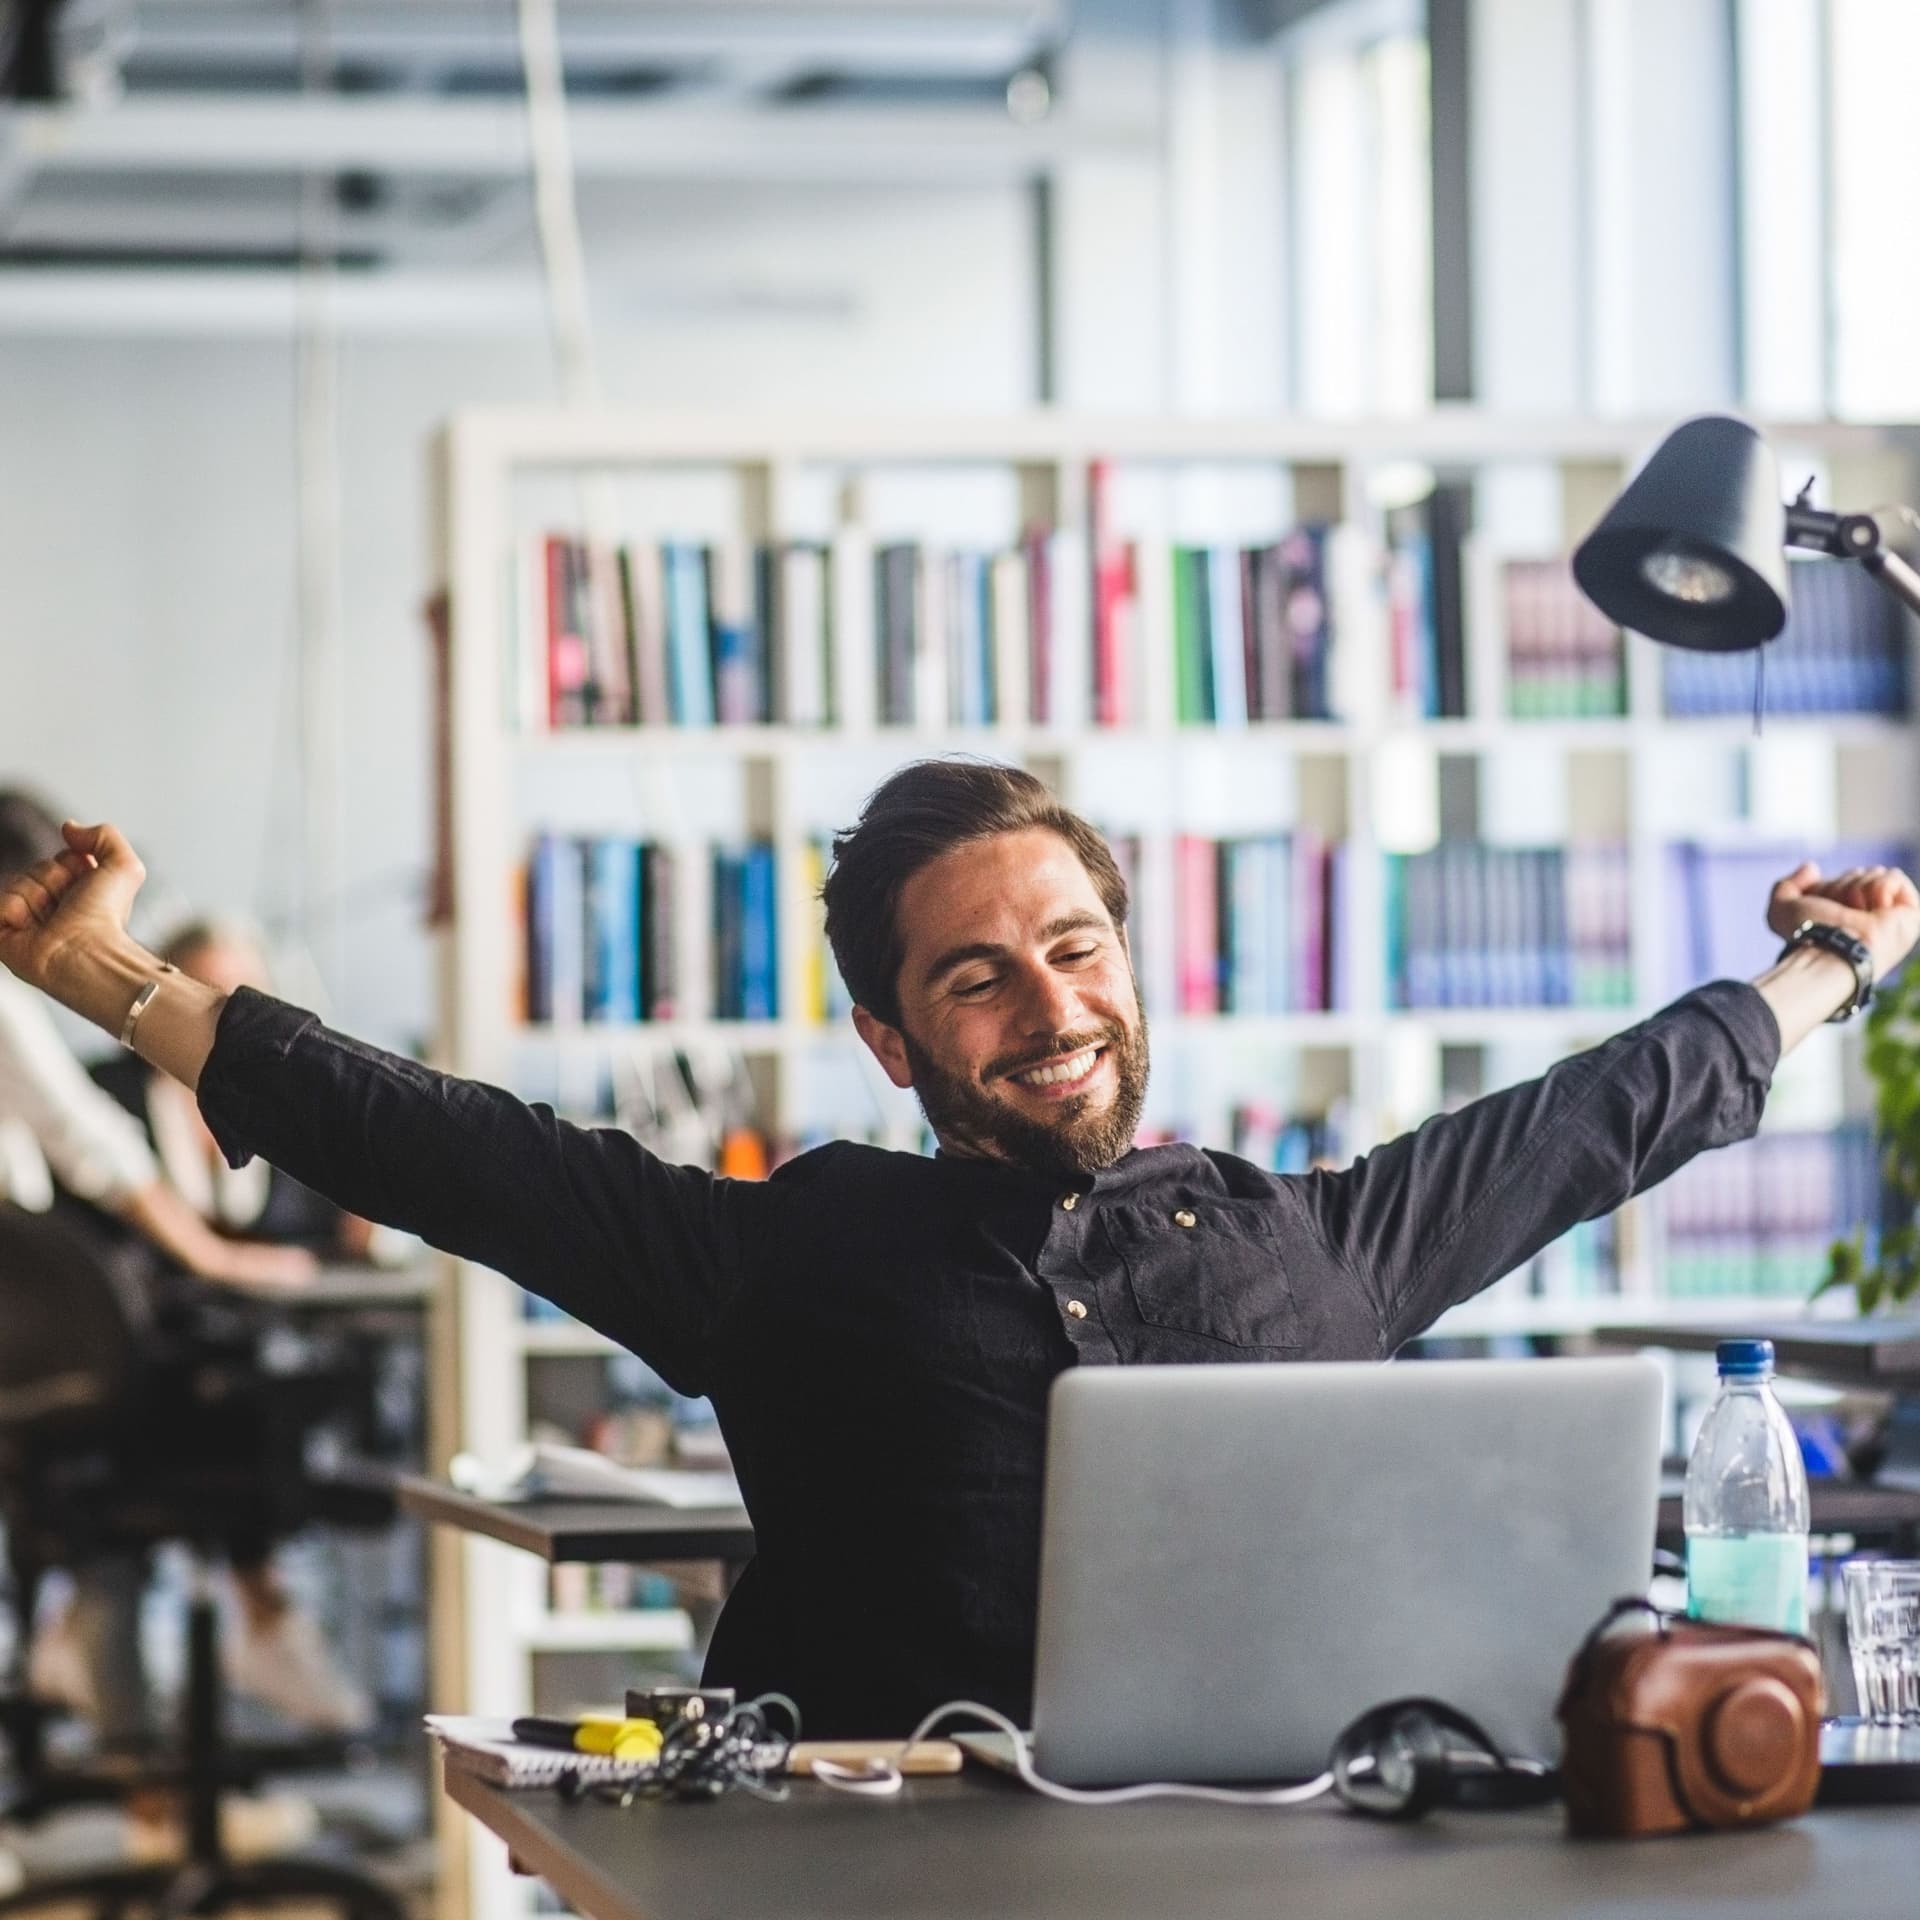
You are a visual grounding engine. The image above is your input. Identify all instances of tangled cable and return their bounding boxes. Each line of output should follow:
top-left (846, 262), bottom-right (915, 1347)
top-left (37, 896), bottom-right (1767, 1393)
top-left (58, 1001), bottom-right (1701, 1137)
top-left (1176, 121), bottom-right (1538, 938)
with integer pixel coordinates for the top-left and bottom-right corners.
top-left (557, 1694), bottom-right (800, 1807)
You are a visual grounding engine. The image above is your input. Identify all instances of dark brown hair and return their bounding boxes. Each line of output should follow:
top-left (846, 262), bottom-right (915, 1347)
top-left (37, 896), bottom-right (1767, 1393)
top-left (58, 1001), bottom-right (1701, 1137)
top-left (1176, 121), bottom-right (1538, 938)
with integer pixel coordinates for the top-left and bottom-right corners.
top-left (821, 759), bottom-right (1129, 1028)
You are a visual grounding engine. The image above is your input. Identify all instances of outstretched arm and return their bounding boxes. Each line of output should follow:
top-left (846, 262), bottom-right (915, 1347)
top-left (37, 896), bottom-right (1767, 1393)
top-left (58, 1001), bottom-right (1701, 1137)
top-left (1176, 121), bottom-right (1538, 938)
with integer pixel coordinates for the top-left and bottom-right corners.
top-left (0, 822), bottom-right (765, 1390)
top-left (1291, 860), bottom-right (1920, 1352)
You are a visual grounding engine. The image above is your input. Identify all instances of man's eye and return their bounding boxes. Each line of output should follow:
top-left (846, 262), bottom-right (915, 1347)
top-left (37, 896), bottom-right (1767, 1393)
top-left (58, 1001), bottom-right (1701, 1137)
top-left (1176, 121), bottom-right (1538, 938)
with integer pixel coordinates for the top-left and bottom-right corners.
top-left (1057, 948), bottom-right (1097, 965)
top-left (955, 978), bottom-right (997, 998)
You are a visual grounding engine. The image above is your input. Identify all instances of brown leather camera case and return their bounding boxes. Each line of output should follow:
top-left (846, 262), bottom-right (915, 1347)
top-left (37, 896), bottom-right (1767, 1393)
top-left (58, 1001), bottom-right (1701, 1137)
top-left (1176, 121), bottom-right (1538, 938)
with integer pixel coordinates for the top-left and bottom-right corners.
top-left (1556, 1614), bottom-right (1823, 1838)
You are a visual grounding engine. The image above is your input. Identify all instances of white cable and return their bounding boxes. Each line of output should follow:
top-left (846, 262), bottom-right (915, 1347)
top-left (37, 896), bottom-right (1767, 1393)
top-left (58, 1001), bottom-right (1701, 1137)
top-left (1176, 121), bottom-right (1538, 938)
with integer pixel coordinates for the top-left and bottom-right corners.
top-left (811, 1701), bottom-right (1336, 1809)
top-left (515, 0), bottom-right (598, 407)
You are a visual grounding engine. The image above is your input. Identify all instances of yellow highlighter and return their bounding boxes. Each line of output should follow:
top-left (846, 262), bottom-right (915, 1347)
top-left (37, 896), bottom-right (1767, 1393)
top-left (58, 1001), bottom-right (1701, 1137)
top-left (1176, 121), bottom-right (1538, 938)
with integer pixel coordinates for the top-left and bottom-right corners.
top-left (512, 1715), bottom-right (663, 1763)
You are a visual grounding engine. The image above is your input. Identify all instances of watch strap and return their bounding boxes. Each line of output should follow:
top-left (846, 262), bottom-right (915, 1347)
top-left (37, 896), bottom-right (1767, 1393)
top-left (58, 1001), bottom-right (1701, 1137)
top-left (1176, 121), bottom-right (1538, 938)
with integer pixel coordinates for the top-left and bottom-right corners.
top-left (1779, 919), bottom-right (1874, 1022)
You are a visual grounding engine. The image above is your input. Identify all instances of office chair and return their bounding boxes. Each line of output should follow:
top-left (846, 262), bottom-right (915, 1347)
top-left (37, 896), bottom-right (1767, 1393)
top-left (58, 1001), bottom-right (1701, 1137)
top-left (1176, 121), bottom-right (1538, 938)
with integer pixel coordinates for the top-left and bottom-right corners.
top-left (0, 1203), bottom-right (405, 1920)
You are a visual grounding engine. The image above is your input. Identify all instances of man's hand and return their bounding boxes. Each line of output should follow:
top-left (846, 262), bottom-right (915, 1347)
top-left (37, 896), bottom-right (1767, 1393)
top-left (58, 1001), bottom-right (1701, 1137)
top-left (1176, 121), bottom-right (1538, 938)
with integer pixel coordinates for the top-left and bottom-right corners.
top-left (0, 821), bottom-right (145, 999)
top-left (0, 822), bottom-right (224, 1091)
top-left (1766, 860), bottom-right (1920, 984)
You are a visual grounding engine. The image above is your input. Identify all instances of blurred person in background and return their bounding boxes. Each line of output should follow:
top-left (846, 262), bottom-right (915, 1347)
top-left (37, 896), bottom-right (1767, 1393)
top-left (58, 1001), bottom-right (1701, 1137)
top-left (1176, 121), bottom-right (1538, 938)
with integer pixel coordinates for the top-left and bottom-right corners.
top-left (0, 793), bottom-right (371, 1745)
top-left (93, 917), bottom-right (400, 1265)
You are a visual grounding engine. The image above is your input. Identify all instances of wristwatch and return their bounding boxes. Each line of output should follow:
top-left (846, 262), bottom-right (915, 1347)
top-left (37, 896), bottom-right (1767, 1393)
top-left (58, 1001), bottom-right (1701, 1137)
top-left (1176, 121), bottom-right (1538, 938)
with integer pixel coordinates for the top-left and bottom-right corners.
top-left (1778, 919), bottom-right (1874, 1022)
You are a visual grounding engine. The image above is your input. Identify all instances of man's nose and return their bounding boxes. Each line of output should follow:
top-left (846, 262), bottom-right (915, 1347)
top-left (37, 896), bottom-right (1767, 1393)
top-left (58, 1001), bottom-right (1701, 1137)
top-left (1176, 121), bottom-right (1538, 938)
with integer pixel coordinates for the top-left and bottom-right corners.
top-left (1010, 961), bottom-right (1082, 1035)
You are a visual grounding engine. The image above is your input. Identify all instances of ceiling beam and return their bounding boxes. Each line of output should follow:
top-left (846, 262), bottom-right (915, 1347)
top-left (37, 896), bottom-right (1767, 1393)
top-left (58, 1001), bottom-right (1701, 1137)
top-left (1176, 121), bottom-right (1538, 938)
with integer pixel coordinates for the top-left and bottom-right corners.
top-left (0, 265), bottom-right (863, 334)
top-left (13, 92), bottom-right (1151, 182)
top-left (117, 1), bottom-right (1062, 78)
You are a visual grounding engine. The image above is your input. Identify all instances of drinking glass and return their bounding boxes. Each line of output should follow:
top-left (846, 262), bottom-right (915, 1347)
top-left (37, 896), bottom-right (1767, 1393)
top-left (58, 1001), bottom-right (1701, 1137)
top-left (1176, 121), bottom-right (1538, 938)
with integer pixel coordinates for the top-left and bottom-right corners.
top-left (1843, 1560), bottom-right (1920, 1725)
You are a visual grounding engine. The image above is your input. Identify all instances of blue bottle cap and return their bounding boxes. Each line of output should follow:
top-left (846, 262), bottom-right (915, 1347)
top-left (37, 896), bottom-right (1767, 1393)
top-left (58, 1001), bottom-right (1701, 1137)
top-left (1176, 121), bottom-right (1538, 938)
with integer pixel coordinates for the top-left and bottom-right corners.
top-left (1716, 1338), bottom-right (1775, 1377)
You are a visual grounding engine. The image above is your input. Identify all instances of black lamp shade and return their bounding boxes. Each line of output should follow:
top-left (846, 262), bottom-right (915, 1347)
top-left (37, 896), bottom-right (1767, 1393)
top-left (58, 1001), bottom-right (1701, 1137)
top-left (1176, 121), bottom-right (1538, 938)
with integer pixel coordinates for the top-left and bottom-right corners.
top-left (1571, 415), bottom-right (1790, 652)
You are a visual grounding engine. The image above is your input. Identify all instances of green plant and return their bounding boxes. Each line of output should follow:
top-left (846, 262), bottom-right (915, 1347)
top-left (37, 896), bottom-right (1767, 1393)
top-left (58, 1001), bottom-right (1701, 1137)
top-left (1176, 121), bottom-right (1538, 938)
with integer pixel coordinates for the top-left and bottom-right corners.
top-left (1819, 961), bottom-right (1920, 1312)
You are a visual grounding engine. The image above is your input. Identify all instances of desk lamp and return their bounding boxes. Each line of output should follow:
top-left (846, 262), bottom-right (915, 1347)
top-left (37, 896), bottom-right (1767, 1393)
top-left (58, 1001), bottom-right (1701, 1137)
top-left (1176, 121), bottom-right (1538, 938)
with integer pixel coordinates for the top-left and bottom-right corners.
top-left (1571, 414), bottom-right (1920, 650)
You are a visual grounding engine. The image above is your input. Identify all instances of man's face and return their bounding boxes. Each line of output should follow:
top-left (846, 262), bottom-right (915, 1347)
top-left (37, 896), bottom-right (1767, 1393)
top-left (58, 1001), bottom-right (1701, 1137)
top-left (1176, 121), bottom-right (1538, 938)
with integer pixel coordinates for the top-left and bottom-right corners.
top-left (852, 828), bottom-right (1149, 1176)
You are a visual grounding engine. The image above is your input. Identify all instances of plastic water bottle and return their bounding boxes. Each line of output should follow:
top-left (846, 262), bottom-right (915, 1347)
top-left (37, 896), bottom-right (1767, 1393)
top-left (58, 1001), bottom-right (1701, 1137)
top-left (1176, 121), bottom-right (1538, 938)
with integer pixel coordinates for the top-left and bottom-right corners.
top-left (1683, 1339), bottom-right (1810, 1634)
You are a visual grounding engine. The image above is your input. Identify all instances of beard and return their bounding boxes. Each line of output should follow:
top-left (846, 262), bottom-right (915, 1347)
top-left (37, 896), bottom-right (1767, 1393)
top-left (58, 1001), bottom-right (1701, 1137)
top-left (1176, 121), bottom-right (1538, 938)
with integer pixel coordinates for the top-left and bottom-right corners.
top-left (902, 1008), bottom-right (1151, 1177)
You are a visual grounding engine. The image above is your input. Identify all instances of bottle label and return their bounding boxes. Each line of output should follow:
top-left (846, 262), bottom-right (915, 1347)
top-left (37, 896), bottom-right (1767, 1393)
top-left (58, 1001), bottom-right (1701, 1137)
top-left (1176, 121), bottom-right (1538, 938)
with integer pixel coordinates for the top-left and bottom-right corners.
top-left (1686, 1533), bottom-right (1808, 1634)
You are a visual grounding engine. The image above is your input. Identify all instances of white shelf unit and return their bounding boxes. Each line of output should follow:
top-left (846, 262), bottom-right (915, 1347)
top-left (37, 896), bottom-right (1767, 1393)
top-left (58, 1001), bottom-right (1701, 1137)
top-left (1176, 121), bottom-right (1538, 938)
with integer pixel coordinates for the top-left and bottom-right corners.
top-left (429, 409), bottom-right (1916, 1920)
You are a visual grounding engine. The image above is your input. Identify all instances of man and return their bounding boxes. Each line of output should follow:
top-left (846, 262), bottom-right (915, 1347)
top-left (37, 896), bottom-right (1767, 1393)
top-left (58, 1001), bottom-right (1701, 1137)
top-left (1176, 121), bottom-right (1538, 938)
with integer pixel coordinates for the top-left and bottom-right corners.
top-left (2, 761), bottom-right (1915, 1736)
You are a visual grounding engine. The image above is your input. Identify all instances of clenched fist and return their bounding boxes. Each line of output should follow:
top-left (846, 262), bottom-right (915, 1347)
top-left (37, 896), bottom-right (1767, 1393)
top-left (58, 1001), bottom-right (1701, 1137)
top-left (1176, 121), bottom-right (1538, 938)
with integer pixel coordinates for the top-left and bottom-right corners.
top-left (1767, 860), bottom-right (1920, 985)
top-left (0, 820), bottom-right (146, 1000)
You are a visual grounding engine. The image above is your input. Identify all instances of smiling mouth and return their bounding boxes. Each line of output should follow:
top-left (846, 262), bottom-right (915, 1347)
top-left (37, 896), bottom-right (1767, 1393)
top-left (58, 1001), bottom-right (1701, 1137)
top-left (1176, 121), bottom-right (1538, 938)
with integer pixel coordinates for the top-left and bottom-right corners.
top-left (1008, 1045), bottom-right (1106, 1091)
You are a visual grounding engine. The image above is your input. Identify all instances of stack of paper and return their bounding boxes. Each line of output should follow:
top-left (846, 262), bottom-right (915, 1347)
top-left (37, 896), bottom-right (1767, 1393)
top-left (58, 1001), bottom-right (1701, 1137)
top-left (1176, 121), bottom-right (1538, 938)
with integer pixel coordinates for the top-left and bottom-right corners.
top-left (449, 1441), bottom-right (742, 1508)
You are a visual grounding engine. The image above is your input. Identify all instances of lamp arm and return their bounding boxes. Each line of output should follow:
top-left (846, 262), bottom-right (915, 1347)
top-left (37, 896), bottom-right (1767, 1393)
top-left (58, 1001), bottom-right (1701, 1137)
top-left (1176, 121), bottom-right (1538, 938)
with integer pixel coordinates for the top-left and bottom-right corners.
top-left (1864, 548), bottom-right (1920, 621)
top-left (1784, 498), bottom-right (1920, 619)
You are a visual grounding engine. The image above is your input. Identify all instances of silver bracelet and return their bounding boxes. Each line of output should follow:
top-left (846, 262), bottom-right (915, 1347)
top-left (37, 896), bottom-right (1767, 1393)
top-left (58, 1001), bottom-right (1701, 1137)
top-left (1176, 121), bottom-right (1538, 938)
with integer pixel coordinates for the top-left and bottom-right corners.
top-left (118, 963), bottom-right (176, 1050)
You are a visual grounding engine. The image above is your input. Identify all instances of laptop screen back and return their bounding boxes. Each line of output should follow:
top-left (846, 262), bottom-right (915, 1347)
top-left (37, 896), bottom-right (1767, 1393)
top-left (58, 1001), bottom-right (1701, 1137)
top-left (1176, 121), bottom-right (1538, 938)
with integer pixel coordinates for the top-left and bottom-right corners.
top-left (1032, 1356), bottom-right (1663, 1786)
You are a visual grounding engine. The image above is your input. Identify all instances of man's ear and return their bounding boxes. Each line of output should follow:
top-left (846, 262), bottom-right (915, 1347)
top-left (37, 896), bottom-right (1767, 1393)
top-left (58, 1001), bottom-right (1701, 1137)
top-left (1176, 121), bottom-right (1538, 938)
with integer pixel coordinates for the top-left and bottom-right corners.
top-left (852, 1005), bottom-right (914, 1090)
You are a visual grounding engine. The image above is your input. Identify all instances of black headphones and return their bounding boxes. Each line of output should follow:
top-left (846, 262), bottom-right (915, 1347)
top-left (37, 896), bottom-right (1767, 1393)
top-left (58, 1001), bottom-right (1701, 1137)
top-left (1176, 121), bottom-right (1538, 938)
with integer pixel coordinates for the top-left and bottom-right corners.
top-left (1328, 1697), bottom-right (1559, 1820)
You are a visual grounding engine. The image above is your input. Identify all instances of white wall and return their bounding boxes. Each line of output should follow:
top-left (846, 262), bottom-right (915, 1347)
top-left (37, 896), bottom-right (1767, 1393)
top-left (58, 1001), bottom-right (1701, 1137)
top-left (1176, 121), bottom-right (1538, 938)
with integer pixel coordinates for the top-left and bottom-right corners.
top-left (0, 183), bottom-right (1040, 1048)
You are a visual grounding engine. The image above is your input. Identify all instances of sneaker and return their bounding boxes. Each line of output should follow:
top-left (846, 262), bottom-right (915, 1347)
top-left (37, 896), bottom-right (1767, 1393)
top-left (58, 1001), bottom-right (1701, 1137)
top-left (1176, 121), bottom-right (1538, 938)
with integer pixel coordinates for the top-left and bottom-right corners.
top-left (223, 1609), bottom-right (373, 1736)
top-left (126, 1791), bottom-right (319, 1864)
top-left (26, 1608), bottom-right (96, 1719)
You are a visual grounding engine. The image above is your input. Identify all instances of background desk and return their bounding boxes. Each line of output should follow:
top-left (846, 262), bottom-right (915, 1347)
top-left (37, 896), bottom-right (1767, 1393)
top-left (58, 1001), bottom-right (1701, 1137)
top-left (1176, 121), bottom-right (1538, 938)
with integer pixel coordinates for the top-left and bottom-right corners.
top-left (397, 1477), bottom-right (755, 1569)
top-left (443, 1762), bottom-right (1920, 1920)
top-left (292, 1263), bottom-right (439, 1314)
top-left (1593, 1317), bottom-right (1920, 1389)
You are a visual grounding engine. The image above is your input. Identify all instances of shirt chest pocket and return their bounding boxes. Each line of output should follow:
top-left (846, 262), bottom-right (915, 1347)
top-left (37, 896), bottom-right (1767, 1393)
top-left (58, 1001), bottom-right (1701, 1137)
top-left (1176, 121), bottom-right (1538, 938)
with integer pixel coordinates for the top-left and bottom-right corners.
top-left (1100, 1200), bottom-right (1300, 1353)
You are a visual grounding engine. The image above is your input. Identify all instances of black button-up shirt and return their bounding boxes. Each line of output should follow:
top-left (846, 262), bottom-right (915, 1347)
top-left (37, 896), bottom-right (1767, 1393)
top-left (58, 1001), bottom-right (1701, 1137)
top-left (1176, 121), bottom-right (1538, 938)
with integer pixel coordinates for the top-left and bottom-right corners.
top-left (198, 980), bottom-right (1779, 1736)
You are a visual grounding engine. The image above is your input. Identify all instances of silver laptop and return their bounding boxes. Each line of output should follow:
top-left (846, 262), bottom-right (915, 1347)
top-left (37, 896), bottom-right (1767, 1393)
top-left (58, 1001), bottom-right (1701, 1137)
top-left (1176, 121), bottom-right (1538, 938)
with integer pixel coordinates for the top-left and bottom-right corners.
top-left (1018, 1356), bottom-right (1662, 1786)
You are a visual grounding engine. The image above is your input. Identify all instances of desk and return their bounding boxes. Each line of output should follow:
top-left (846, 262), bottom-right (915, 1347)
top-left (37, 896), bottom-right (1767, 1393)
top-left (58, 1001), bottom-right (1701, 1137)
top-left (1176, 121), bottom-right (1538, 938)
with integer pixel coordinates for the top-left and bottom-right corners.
top-left (1594, 1317), bottom-right (1920, 1389)
top-left (397, 1476), bottom-right (755, 1568)
top-left (1655, 1472), bottom-right (1920, 1547)
top-left (443, 1759), bottom-right (1920, 1920)
top-left (291, 1262), bottom-right (438, 1314)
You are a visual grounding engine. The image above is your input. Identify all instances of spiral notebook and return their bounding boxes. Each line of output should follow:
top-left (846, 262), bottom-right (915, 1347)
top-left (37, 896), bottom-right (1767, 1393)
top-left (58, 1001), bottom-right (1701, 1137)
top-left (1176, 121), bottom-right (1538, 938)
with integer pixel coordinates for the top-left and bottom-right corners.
top-left (427, 1716), bottom-right (657, 1789)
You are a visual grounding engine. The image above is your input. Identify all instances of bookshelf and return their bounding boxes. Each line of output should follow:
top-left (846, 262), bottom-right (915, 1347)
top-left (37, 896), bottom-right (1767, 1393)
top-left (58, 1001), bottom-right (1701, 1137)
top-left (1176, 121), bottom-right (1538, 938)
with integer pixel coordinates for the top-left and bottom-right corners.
top-left (427, 409), bottom-right (1917, 1920)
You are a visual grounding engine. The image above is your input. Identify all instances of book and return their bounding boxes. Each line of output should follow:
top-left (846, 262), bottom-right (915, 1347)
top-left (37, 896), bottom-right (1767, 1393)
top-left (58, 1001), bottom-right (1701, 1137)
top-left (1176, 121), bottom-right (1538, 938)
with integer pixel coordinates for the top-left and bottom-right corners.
top-left (989, 548), bottom-right (1030, 730)
top-left (829, 525), bottom-right (876, 731)
top-left (583, 838), bottom-right (641, 1025)
top-left (663, 541), bottom-right (715, 728)
top-left (623, 544), bottom-right (671, 728)
top-left (1207, 545), bottom-right (1250, 729)
top-left (708, 539), bottom-right (761, 727)
top-left (545, 537), bottom-right (590, 728)
top-left (428, 1716), bottom-right (660, 1790)
top-left (740, 843), bottom-right (778, 1022)
top-left (779, 543), bottom-right (829, 728)
top-left (1048, 528), bottom-right (1091, 732)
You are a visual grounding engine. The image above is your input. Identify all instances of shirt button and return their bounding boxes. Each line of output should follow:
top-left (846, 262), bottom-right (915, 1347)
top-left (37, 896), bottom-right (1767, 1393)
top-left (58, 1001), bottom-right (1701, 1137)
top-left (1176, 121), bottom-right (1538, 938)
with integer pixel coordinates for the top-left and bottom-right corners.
top-left (1173, 1208), bottom-right (1197, 1228)
top-left (1065, 1299), bottom-right (1088, 1320)
top-left (1060, 1193), bottom-right (1079, 1212)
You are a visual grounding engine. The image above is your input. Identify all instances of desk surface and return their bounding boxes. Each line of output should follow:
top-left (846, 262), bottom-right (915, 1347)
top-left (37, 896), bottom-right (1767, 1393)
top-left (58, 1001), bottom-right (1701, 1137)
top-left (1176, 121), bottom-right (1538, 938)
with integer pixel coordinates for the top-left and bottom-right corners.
top-left (1655, 1471), bottom-right (1920, 1541)
top-left (291, 1262), bottom-right (438, 1311)
top-left (397, 1476), bottom-right (755, 1564)
top-left (444, 1758), bottom-right (1920, 1920)
top-left (1595, 1316), bottom-right (1920, 1387)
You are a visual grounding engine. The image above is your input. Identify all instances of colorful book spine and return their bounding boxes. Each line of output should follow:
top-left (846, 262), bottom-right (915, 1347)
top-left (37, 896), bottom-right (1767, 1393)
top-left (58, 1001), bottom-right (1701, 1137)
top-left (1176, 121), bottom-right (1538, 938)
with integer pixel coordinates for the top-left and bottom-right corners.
top-left (663, 542), bottom-right (715, 728)
top-left (1387, 841), bottom-right (1634, 1010)
top-left (1174, 835), bottom-right (1221, 1014)
top-left (1207, 545), bottom-right (1250, 729)
top-left (583, 838), bottom-right (641, 1024)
